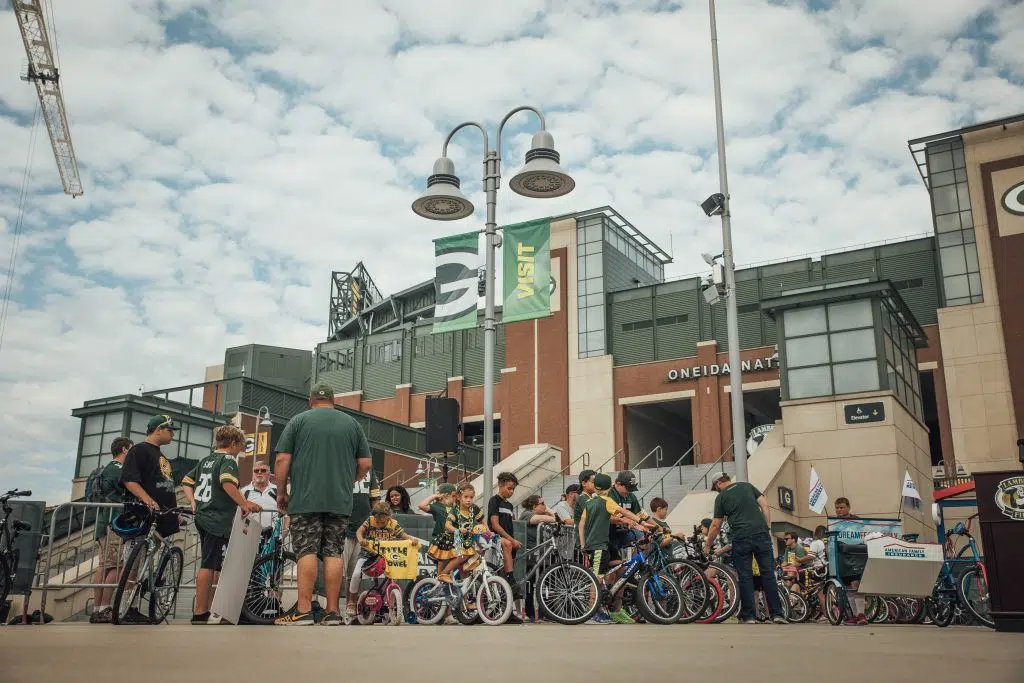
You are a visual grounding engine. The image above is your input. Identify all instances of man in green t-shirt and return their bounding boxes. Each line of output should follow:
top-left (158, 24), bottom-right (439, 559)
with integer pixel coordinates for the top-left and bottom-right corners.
top-left (182, 425), bottom-right (262, 625)
top-left (344, 467), bottom-right (380, 617)
top-left (89, 437), bottom-right (132, 624)
top-left (703, 472), bottom-right (785, 624)
top-left (273, 382), bottom-right (372, 626)
top-left (609, 471), bottom-right (656, 559)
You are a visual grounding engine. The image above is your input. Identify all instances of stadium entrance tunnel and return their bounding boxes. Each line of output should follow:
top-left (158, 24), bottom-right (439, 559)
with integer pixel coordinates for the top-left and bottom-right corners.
top-left (624, 399), bottom-right (694, 470)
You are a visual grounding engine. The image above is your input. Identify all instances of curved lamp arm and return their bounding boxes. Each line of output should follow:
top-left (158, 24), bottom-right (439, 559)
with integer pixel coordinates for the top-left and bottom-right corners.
top-left (442, 121), bottom-right (490, 158)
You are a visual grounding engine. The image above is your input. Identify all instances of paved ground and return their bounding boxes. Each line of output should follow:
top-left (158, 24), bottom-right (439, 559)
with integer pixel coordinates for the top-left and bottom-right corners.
top-left (1, 623), bottom-right (1021, 683)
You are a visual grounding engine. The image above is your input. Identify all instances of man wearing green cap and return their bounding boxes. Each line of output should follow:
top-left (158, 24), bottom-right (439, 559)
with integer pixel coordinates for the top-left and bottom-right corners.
top-left (120, 414), bottom-right (180, 538)
top-left (274, 382), bottom-right (372, 626)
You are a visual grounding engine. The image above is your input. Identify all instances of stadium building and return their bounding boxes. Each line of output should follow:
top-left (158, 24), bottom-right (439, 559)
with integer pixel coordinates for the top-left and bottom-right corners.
top-left (68, 114), bottom-right (1024, 540)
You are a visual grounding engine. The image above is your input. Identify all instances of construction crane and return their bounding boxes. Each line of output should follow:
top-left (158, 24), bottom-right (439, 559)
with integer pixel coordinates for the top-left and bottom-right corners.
top-left (12, 0), bottom-right (82, 197)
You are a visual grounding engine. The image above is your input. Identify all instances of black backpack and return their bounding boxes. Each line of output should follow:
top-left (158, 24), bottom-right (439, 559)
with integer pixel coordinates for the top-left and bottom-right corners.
top-left (84, 464), bottom-right (117, 503)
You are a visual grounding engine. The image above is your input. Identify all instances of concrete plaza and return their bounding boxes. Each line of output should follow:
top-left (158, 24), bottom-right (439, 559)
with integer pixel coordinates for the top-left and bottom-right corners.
top-left (1, 623), bottom-right (1020, 683)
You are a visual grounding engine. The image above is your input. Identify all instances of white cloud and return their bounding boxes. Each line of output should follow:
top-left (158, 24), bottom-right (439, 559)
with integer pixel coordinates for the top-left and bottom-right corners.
top-left (0, 0), bottom-right (1022, 504)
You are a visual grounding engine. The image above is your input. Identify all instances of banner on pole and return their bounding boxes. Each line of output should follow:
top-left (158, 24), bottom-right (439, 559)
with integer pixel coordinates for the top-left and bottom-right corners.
top-left (901, 470), bottom-right (921, 500)
top-left (808, 467), bottom-right (829, 514)
top-left (432, 232), bottom-right (479, 334)
top-left (502, 219), bottom-right (551, 323)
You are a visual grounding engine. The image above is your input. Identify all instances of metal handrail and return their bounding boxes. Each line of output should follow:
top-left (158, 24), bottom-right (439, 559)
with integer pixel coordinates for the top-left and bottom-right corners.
top-left (594, 449), bottom-right (625, 474)
top-left (638, 443), bottom-right (700, 505)
top-left (523, 451), bottom-right (591, 500)
top-left (689, 442), bottom-right (734, 492)
top-left (379, 469), bottom-right (405, 488)
top-left (631, 445), bottom-right (663, 473)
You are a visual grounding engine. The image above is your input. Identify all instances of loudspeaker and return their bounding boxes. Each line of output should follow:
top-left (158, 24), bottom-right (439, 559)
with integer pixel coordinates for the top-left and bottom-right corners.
top-left (425, 397), bottom-right (459, 453)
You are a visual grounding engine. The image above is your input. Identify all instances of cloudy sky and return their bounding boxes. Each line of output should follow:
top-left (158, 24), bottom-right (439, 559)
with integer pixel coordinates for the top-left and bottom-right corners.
top-left (1, 0), bottom-right (1022, 503)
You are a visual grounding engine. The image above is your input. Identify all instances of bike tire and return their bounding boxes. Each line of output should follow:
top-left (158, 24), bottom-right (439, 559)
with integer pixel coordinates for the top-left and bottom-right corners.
top-left (710, 564), bottom-right (740, 623)
top-left (824, 582), bottom-right (845, 626)
top-left (697, 577), bottom-right (723, 623)
top-left (958, 567), bottom-right (995, 629)
top-left (884, 597), bottom-right (900, 624)
top-left (787, 590), bottom-right (809, 623)
top-left (408, 577), bottom-right (447, 625)
top-left (112, 541), bottom-right (148, 625)
top-left (633, 570), bottom-right (684, 625)
top-left (356, 590), bottom-right (380, 625)
top-left (149, 546), bottom-right (183, 623)
top-left (866, 595), bottom-right (887, 624)
top-left (664, 559), bottom-right (709, 624)
top-left (0, 555), bottom-right (11, 609)
top-left (476, 575), bottom-right (514, 626)
top-left (536, 561), bottom-right (601, 626)
top-left (386, 585), bottom-right (404, 626)
top-left (926, 595), bottom-right (955, 627)
top-left (240, 551), bottom-right (297, 625)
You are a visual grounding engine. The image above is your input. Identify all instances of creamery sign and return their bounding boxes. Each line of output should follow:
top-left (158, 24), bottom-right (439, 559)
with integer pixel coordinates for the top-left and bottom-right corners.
top-left (666, 356), bottom-right (777, 382)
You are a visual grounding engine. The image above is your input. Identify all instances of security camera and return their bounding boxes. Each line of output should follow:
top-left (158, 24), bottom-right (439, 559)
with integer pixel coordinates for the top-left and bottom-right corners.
top-left (702, 279), bottom-right (722, 305)
top-left (701, 193), bottom-right (726, 217)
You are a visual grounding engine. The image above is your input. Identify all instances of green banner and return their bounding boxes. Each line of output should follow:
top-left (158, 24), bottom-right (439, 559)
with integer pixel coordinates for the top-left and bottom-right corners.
top-left (502, 219), bottom-right (551, 323)
top-left (432, 231), bottom-right (480, 334)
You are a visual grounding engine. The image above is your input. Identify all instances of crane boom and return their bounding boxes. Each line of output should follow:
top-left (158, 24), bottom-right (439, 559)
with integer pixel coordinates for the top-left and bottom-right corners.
top-left (13, 0), bottom-right (82, 197)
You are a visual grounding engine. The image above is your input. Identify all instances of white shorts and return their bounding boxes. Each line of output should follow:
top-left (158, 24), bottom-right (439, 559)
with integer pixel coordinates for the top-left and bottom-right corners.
top-left (344, 536), bottom-right (360, 593)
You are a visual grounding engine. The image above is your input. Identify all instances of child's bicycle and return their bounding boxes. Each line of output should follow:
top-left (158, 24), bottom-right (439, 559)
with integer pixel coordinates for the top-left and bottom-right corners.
top-left (599, 531), bottom-right (684, 625)
top-left (408, 527), bottom-right (515, 626)
top-left (353, 541), bottom-right (406, 626)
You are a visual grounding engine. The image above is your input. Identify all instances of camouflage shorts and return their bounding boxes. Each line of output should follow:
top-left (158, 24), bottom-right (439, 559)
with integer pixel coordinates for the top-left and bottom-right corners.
top-left (289, 513), bottom-right (349, 559)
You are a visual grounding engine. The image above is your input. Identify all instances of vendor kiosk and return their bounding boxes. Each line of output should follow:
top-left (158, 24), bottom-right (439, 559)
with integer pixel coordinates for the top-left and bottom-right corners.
top-left (974, 470), bottom-right (1024, 632)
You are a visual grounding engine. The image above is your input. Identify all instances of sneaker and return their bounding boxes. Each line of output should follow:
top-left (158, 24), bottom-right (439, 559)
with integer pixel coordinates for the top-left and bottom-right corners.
top-left (856, 614), bottom-right (869, 626)
top-left (437, 573), bottom-right (453, 584)
top-left (319, 612), bottom-right (344, 626)
top-left (740, 618), bottom-right (757, 624)
top-left (275, 611), bottom-right (316, 626)
top-left (772, 615), bottom-right (788, 625)
top-left (843, 617), bottom-right (860, 626)
top-left (190, 612), bottom-right (210, 625)
top-left (590, 611), bottom-right (614, 625)
top-left (345, 603), bottom-right (358, 617)
top-left (120, 607), bottom-right (149, 625)
top-left (90, 607), bottom-right (112, 624)
top-left (507, 613), bottom-right (524, 625)
top-left (610, 609), bottom-right (635, 624)
top-left (443, 615), bottom-right (459, 625)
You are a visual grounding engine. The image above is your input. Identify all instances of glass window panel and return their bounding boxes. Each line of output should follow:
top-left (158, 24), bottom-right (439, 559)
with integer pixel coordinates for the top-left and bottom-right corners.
top-left (131, 412), bottom-right (149, 434)
top-left (828, 300), bottom-right (872, 331)
top-left (957, 183), bottom-right (971, 209)
top-left (190, 426), bottom-right (212, 447)
top-left (955, 168), bottom-right (968, 183)
top-left (884, 337), bottom-right (896, 365)
top-left (585, 224), bottom-right (601, 243)
top-left (934, 213), bottom-right (961, 233)
top-left (887, 364), bottom-right (897, 391)
top-left (964, 243), bottom-right (979, 271)
top-left (131, 431), bottom-right (146, 444)
top-left (940, 246), bottom-right (967, 275)
top-left (881, 313), bottom-right (891, 333)
top-left (578, 333), bottom-right (589, 353)
top-left (586, 331), bottom-right (604, 352)
top-left (585, 278), bottom-right (603, 295)
top-left (928, 150), bottom-right (953, 173)
top-left (98, 453), bottom-right (113, 468)
top-left (163, 441), bottom-right (181, 460)
top-left (931, 170), bottom-right (955, 187)
top-left (784, 306), bottom-right (826, 337)
top-left (578, 309), bottom-right (588, 331)
top-left (830, 328), bottom-right (876, 362)
top-left (786, 335), bottom-right (830, 367)
top-left (84, 415), bottom-right (104, 435)
top-left (968, 273), bottom-right (983, 297)
top-left (585, 254), bottom-right (603, 278)
top-left (952, 146), bottom-right (965, 169)
top-left (577, 256), bottom-right (586, 279)
top-left (936, 231), bottom-right (963, 247)
top-left (577, 227), bottom-right (586, 242)
top-left (186, 444), bottom-right (210, 461)
top-left (788, 366), bottom-right (832, 399)
top-left (964, 228), bottom-right (976, 244)
top-left (586, 306), bottom-right (605, 330)
top-left (944, 275), bottom-right (970, 300)
top-left (104, 412), bottom-right (124, 433)
top-left (78, 456), bottom-right (100, 478)
top-left (81, 434), bottom-right (102, 456)
top-left (960, 210), bottom-right (973, 229)
top-left (833, 361), bottom-right (880, 394)
top-left (931, 185), bottom-right (958, 214)
top-left (946, 296), bottom-right (970, 307)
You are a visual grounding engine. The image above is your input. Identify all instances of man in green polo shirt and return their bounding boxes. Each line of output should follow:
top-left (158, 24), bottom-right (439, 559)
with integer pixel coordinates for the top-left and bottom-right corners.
top-left (274, 382), bottom-right (373, 626)
top-left (89, 437), bottom-right (132, 624)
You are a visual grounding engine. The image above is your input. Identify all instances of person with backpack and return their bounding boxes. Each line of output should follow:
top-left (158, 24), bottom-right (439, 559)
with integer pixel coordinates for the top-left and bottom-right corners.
top-left (88, 437), bottom-right (132, 624)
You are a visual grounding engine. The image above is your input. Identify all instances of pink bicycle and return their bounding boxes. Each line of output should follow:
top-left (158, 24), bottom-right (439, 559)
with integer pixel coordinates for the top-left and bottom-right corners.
top-left (355, 547), bottom-right (405, 626)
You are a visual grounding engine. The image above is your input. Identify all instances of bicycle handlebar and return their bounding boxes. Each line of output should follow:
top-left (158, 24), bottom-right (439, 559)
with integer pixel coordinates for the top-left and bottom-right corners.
top-left (1, 489), bottom-right (31, 500)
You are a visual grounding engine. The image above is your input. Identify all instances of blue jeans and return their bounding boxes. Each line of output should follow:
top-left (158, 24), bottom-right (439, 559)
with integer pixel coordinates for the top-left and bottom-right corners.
top-left (732, 532), bottom-right (784, 621)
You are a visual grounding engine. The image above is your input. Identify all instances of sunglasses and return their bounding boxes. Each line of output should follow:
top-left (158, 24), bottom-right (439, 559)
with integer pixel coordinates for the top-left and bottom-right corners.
top-left (254, 469), bottom-right (269, 474)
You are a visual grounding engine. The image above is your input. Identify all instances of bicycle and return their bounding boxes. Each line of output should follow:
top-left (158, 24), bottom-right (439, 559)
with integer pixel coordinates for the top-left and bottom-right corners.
top-left (677, 528), bottom-right (739, 623)
top-left (508, 518), bottom-right (601, 625)
top-left (0, 489), bottom-right (32, 608)
top-left (111, 507), bottom-right (194, 625)
top-left (242, 516), bottom-right (297, 625)
top-left (927, 515), bottom-right (994, 629)
top-left (353, 541), bottom-right (407, 626)
top-left (408, 527), bottom-right (515, 626)
top-left (597, 531), bottom-right (684, 625)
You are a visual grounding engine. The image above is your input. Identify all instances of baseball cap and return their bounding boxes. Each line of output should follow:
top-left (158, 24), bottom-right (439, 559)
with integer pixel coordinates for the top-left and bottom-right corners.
top-left (309, 382), bottom-right (335, 400)
top-left (565, 483), bottom-right (581, 495)
top-left (578, 469), bottom-right (596, 484)
top-left (146, 414), bottom-right (177, 432)
top-left (711, 471), bottom-right (731, 490)
top-left (615, 471), bottom-right (638, 492)
top-left (594, 473), bottom-right (612, 491)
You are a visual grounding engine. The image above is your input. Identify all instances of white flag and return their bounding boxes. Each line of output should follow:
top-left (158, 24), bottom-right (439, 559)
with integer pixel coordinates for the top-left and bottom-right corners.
top-left (902, 470), bottom-right (921, 501)
top-left (808, 467), bottom-right (828, 514)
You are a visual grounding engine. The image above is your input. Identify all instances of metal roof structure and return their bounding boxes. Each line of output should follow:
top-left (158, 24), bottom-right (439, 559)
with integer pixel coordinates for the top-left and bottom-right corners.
top-left (907, 112), bottom-right (1024, 189)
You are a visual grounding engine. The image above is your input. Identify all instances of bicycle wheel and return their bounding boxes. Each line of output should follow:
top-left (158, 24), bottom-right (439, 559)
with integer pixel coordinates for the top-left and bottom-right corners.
top-left (634, 570), bottom-right (683, 625)
top-left (787, 590), bottom-right (809, 623)
top-left (149, 546), bottom-right (183, 623)
top-left (112, 541), bottom-right (149, 625)
top-left (709, 564), bottom-right (740, 623)
top-left (356, 590), bottom-right (383, 625)
top-left (958, 567), bottom-right (995, 629)
top-left (0, 555), bottom-right (11, 609)
top-left (408, 577), bottom-right (447, 625)
top-left (241, 551), bottom-right (297, 625)
top-left (898, 597), bottom-right (925, 624)
top-left (697, 576), bottom-right (723, 623)
top-left (926, 594), bottom-right (955, 627)
top-left (884, 597), bottom-right (900, 624)
top-left (824, 582), bottom-right (846, 626)
top-left (386, 584), bottom-right (404, 626)
top-left (536, 561), bottom-right (601, 626)
top-left (476, 575), bottom-right (514, 626)
top-left (665, 560), bottom-right (709, 624)
top-left (866, 595), bottom-right (887, 624)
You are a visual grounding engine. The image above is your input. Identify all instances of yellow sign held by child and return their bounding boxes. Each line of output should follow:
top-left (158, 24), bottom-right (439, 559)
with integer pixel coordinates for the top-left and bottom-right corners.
top-left (379, 540), bottom-right (419, 580)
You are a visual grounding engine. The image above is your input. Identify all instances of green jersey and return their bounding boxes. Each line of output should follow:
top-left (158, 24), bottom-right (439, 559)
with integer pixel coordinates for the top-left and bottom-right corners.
top-left (183, 452), bottom-right (241, 538)
top-left (574, 491), bottom-right (592, 525)
top-left (275, 407), bottom-right (371, 516)
top-left (712, 482), bottom-right (767, 541)
top-left (346, 468), bottom-right (382, 539)
top-left (609, 488), bottom-right (647, 520)
top-left (581, 494), bottom-right (623, 552)
top-left (427, 501), bottom-right (452, 539)
top-left (94, 461), bottom-right (124, 541)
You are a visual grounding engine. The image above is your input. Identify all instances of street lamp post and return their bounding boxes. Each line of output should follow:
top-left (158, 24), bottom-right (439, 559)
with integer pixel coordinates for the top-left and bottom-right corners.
top-left (708, 0), bottom-right (747, 483)
top-left (251, 406), bottom-right (273, 461)
top-left (412, 107), bottom-right (575, 503)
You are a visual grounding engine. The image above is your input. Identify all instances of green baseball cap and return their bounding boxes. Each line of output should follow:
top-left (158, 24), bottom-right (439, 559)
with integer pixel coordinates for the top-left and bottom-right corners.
top-left (594, 473), bottom-right (612, 491)
top-left (578, 469), bottom-right (596, 484)
top-left (309, 382), bottom-right (335, 400)
top-left (146, 414), bottom-right (177, 432)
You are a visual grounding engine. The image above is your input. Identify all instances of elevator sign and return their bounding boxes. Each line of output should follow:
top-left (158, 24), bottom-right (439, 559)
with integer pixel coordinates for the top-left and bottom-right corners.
top-left (666, 355), bottom-right (776, 382)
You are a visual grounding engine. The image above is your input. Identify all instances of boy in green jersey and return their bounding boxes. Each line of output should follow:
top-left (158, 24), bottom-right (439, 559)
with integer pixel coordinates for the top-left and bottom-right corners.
top-left (183, 425), bottom-right (263, 624)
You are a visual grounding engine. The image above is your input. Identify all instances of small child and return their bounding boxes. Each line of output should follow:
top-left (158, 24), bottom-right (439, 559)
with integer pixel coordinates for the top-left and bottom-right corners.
top-left (574, 469), bottom-right (597, 527)
top-left (420, 483), bottom-right (458, 565)
top-left (349, 502), bottom-right (419, 613)
top-left (648, 497), bottom-right (688, 550)
top-left (441, 482), bottom-right (484, 583)
top-left (579, 473), bottom-right (645, 624)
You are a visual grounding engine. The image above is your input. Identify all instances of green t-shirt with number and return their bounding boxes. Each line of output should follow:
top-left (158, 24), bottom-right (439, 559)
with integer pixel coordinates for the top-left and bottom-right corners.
top-left (275, 407), bottom-right (371, 516)
top-left (183, 452), bottom-right (241, 538)
top-left (346, 468), bottom-right (382, 539)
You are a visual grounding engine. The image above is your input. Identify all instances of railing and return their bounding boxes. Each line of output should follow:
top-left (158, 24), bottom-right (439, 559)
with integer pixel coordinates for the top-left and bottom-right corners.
top-left (594, 449), bottom-right (625, 474)
top-left (934, 475), bottom-right (972, 490)
top-left (637, 443), bottom-right (700, 505)
top-left (631, 446), bottom-right (664, 485)
top-left (522, 451), bottom-right (591, 501)
top-left (689, 442), bottom-right (734, 492)
top-left (379, 469), bottom-right (405, 489)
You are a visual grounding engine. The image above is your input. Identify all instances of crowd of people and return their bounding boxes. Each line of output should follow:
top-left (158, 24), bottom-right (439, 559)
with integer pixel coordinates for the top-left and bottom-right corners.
top-left (89, 380), bottom-right (870, 627)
